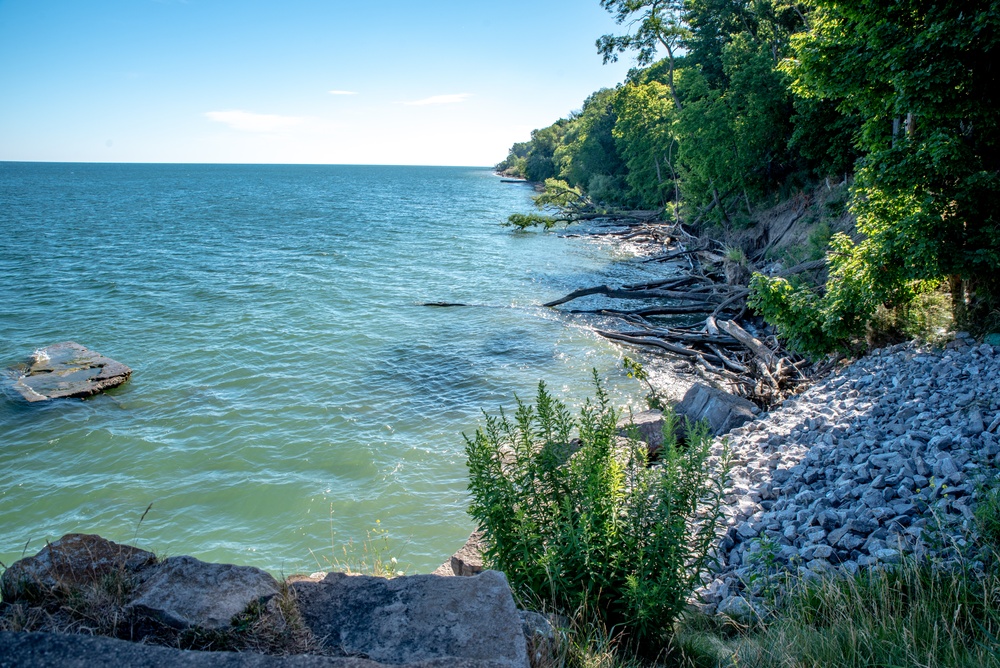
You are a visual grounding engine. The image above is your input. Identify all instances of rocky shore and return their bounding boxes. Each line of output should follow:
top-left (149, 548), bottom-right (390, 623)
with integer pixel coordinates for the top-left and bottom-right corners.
top-left (697, 332), bottom-right (1000, 617)
top-left (3, 334), bottom-right (998, 664)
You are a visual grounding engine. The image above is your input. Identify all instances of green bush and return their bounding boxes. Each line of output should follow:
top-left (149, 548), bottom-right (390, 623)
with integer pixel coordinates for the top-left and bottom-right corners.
top-left (465, 377), bottom-right (728, 653)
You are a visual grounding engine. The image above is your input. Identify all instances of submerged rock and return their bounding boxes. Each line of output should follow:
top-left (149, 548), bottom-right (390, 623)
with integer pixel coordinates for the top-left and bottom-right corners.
top-left (13, 342), bottom-right (131, 402)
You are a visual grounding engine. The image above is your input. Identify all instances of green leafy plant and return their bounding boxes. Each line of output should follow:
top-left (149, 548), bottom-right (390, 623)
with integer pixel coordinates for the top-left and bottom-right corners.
top-left (465, 376), bottom-right (728, 653)
top-left (621, 356), bottom-right (663, 411)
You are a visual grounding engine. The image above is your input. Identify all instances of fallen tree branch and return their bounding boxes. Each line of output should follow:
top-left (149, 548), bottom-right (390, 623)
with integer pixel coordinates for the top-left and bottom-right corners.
top-left (716, 319), bottom-right (779, 368)
top-left (544, 285), bottom-right (724, 308)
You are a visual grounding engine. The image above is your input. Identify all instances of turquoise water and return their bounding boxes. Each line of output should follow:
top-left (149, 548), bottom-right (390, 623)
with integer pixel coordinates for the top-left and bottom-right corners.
top-left (0, 163), bottom-right (657, 574)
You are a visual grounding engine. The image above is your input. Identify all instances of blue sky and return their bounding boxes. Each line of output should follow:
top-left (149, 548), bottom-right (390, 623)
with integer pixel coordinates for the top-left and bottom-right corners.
top-left (0, 0), bottom-right (638, 165)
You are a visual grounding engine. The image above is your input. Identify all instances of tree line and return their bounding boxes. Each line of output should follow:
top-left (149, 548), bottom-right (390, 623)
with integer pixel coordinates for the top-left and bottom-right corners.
top-left (498, 0), bottom-right (999, 355)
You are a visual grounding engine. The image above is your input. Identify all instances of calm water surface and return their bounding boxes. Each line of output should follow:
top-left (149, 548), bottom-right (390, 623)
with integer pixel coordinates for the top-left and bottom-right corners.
top-left (0, 163), bottom-right (662, 573)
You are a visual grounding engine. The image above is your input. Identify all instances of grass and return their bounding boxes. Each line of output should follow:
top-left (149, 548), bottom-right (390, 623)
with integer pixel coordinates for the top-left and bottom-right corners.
top-left (675, 555), bottom-right (1000, 668)
top-left (308, 513), bottom-right (408, 578)
top-left (522, 549), bottom-right (1000, 668)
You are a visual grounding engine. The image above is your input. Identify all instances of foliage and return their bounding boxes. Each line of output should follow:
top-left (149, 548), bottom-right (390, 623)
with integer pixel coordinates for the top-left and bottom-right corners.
top-left (504, 180), bottom-right (594, 230)
top-left (978, 477), bottom-right (1000, 555)
top-left (597, 0), bottom-right (688, 110)
top-left (555, 89), bottom-right (629, 198)
top-left (465, 378), bottom-right (728, 652)
top-left (783, 0), bottom-right (1000, 330)
top-left (611, 80), bottom-right (677, 209)
top-left (621, 356), bottom-right (663, 410)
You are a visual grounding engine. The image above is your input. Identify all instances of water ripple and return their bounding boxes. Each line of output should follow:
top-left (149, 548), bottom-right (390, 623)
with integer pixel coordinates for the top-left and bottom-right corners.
top-left (0, 163), bottom-right (653, 572)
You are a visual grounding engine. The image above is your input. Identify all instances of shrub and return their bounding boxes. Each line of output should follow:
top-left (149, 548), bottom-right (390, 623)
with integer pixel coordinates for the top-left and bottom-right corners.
top-left (465, 377), bottom-right (728, 653)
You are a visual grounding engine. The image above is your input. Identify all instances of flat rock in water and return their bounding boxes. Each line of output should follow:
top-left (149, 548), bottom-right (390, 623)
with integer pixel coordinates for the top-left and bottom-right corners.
top-left (292, 570), bottom-right (528, 668)
top-left (13, 342), bottom-right (131, 402)
top-left (432, 531), bottom-right (485, 577)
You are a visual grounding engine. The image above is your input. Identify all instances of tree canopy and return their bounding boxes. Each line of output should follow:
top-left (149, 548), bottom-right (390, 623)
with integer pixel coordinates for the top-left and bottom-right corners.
top-left (497, 0), bottom-right (1000, 351)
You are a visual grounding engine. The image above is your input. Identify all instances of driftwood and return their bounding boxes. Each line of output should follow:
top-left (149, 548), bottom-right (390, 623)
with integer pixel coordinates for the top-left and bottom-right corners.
top-left (532, 215), bottom-right (819, 407)
top-left (543, 285), bottom-right (727, 308)
top-left (776, 259), bottom-right (827, 277)
top-left (566, 305), bottom-right (717, 316)
top-left (716, 319), bottom-right (779, 368)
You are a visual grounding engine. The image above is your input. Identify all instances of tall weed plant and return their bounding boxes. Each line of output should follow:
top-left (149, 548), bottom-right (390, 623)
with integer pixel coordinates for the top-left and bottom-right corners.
top-left (465, 377), bottom-right (727, 653)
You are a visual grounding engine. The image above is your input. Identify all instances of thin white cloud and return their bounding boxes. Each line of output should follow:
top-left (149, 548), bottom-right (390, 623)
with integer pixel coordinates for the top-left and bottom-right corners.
top-left (401, 93), bottom-right (472, 106)
top-left (204, 110), bottom-right (303, 133)
top-left (328, 90), bottom-right (359, 96)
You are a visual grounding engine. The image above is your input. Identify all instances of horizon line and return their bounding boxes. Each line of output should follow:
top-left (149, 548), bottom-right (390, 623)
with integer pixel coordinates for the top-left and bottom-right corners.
top-left (0, 159), bottom-right (495, 169)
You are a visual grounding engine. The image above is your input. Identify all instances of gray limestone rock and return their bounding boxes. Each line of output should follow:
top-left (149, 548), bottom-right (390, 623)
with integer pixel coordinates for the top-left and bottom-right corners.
top-left (0, 632), bottom-right (504, 667)
top-left (433, 531), bottom-right (485, 577)
top-left (716, 595), bottom-right (759, 621)
top-left (1, 534), bottom-right (156, 602)
top-left (616, 409), bottom-right (665, 454)
top-left (292, 570), bottom-right (528, 668)
top-left (12, 342), bottom-right (131, 402)
top-left (675, 384), bottom-right (757, 436)
top-left (128, 556), bottom-right (280, 631)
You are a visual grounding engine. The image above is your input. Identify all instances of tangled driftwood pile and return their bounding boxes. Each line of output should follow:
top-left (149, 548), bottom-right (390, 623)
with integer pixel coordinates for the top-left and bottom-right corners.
top-left (544, 215), bottom-right (834, 406)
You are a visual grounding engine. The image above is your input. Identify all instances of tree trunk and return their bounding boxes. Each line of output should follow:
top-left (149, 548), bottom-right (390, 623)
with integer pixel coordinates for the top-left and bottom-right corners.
top-left (950, 274), bottom-right (967, 326)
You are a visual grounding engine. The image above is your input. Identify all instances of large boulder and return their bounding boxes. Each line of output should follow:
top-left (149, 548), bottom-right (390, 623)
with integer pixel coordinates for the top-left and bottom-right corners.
top-left (675, 383), bottom-right (757, 436)
top-left (1, 534), bottom-right (156, 602)
top-left (128, 556), bottom-right (280, 630)
top-left (13, 342), bottom-right (131, 402)
top-left (292, 570), bottom-right (528, 668)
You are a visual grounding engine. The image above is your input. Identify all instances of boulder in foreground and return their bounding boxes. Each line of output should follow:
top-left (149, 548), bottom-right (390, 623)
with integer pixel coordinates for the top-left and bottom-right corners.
top-left (128, 556), bottom-right (281, 631)
top-left (292, 570), bottom-right (528, 668)
top-left (0, 534), bottom-right (156, 602)
top-left (13, 342), bottom-right (131, 402)
top-left (0, 631), bottom-right (485, 667)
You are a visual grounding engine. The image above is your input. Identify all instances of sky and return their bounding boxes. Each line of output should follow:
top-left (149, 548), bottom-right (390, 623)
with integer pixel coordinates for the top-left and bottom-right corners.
top-left (0, 0), bottom-right (640, 166)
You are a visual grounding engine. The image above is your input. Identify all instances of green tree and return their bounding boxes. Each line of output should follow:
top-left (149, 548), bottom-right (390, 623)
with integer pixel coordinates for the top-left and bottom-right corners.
top-left (554, 89), bottom-right (628, 201)
top-left (612, 80), bottom-right (678, 209)
top-left (770, 0), bottom-right (1000, 335)
top-left (597, 0), bottom-right (689, 111)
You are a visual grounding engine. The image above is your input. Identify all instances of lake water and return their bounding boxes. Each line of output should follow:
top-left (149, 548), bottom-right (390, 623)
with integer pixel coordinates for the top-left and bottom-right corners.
top-left (0, 163), bottom-right (662, 574)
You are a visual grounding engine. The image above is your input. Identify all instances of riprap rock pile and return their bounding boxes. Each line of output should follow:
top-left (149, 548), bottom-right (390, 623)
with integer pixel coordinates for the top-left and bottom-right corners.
top-left (700, 334), bottom-right (1000, 616)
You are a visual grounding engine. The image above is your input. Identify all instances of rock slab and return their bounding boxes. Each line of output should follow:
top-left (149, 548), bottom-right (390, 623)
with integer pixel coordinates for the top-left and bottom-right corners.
top-left (128, 555), bottom-right (281, 630)
top-left (0, 632), bottom-right (504, 667)
top-left (1, 534), bottom-right (156, 602)
top-left (292, 570), bottom-right (528, 668)
top-left (675, 383), bottom-right (756, 436)
top-left (13, 342), bottom-right (131, 402)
